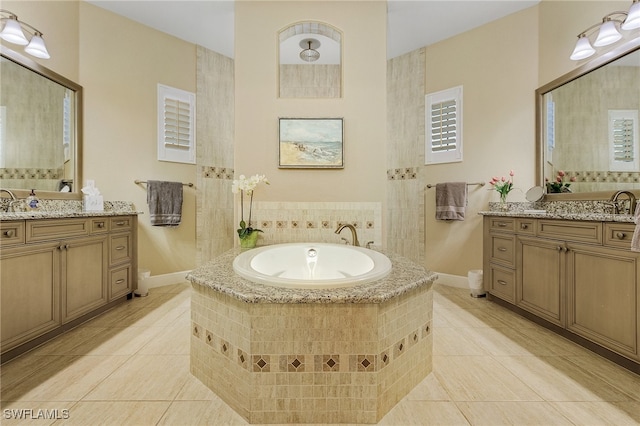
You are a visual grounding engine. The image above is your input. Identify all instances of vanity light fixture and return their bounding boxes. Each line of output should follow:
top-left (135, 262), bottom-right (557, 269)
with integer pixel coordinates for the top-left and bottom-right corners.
top-left (299, 38), bottom-right (320, 63)
top-left (0, 9), bottom-right (50, 59)
top-left (570, 1), bottom-right (640, 60)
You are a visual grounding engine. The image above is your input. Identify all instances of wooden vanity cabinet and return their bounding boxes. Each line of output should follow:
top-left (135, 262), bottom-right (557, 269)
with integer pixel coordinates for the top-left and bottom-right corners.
top-left (484, 216), bottom-right (640, 370)
top-left (0, 215), bottom-right (137, 361)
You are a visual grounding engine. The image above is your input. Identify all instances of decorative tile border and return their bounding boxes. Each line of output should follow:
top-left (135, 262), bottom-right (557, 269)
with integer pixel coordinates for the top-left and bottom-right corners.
top-left (563, 170), bottom-right (640, 183)
top-left (191, 318), bottom-right (432, 374)
top-left (387, 167), bottom-right (418, 180)
top-left (0, 168), bottom-right (63, 180)
top-left (201, 165), bottom-right (234, 180)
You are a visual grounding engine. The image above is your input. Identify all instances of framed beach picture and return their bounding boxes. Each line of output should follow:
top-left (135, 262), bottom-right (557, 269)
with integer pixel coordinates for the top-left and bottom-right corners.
top-left (278, 118), bottom-right (344, 168)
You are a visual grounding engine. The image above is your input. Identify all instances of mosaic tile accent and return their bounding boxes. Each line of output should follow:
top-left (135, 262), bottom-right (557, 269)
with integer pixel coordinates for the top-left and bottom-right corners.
top-left (201, 165), bottom-right (234, 180)
top-left (563, 170), bottom-right (640, 183)
top-left (0, 168), bottom-right (63, 180)
top-left (386, 167), bottom-right (418, 180)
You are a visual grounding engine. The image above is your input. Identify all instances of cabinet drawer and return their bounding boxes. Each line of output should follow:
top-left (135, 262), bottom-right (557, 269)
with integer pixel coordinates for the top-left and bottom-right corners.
top-left (26, 219), bottom-right (89, 243)
top-left (110, 233), bottom-right (132, 266)
top-left (604, 223), bottom-right (636, 249)
top-left (110, 266), bottom-right (132, 300)
top-left (537, 220), bottom-right (602, 244)
top-left (516, 218), bottom-right (535, 235)
top-left (488, 265), bottom-right (515, 303)
top-left (0, 221), bottom-right (25, 246)
top-left (110, 216), bottom-right (132, 232)
top-left (491, 234), bottom-right (515, 266)
top-left (90, 218), bottom-right (109, 234)
top-left (488, 217), bottom-right (515, 233)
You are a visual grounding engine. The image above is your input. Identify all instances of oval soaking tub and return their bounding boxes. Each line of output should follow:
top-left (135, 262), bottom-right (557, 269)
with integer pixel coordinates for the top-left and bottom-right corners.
top-left (232, 243), bottom-right (392, 289)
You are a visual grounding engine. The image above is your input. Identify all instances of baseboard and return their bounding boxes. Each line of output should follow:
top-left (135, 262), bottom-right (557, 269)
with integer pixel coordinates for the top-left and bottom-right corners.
top-left (434, 272), bottom-right (469, 289)
top-left (142, 270), bottom-right (191, 289)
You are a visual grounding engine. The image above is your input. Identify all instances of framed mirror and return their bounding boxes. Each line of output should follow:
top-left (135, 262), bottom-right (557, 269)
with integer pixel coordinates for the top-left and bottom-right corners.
top-left (278, 21), bottom-right (342, 98)
top-left (536, 38), bottom-right (640, 199)
top-left (0, 46), bottom-right (82, 199)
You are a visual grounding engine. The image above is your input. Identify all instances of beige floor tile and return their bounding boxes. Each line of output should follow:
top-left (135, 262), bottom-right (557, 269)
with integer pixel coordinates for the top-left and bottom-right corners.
top-left (27, 327), bottom-right (107, 357)
top-left (158, 400), bottom-right (248, 425)
top-left (137, 324), bottom-right (190, 355)
top-left (1, 355), bottom-right (66, 389)
top-left (66, 326), bottom-right (162, 356)
top-left (83, 354), bottom-right (189, 401)
top-left (2, 355), bottom-right (129, 402)
top-left (173, 373), bottom-right (219, 400)
top-left (56, 401), bottom-right (170, 425)
top-left (400, 400), bottom-right (471, 425)
top-left (550, 401), bottom-right (640, 425)
top-left (433, 328), bottom-right (488, 356)
top-left (433, 355), bottom-right (542, 402)
top-left (404, 373), bottom-right (451, 401)
top-left (455, 401), bottom-right (574, 425)
top-left (498, 355), bottom-right (635, 402)
top-left (564, 355), bottom-right (640, 401)
top-left (514, 326), bottom-right (592, 357)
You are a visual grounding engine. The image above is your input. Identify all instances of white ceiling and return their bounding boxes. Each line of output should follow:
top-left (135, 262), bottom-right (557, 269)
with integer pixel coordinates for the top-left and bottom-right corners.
top-left (87, 0), bottom-right (540, 60)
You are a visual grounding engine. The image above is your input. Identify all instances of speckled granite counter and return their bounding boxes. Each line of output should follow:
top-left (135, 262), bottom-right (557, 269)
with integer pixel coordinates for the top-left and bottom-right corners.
top-left (186, 247), bottom-right (437, 304)
top-left (479, 210), bottom-right (634, 223)
top-left (480, 200), bottom-right (635, 223)
top-left (0, 201), bottom-right (142, 220)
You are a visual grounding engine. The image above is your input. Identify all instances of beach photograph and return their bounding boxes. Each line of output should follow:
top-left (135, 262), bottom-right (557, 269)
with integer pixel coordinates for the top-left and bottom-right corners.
top-left (279, 118), bottom-right (343, 168)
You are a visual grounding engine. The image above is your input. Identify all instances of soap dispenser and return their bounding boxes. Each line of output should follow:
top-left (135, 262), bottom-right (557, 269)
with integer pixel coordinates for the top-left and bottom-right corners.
top-left (26, 189), bottom-right (40, 210)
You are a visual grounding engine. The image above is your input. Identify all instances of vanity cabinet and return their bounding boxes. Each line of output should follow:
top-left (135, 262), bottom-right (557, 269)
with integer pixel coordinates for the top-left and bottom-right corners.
top-left (483, 216), bottom-right (640, 369)
top-left (0, 215), bottom-right (137, 361)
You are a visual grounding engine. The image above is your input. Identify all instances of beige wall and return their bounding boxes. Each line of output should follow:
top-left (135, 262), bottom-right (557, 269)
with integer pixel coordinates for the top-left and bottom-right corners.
top-left (234, 1), bottom-right (387, 207)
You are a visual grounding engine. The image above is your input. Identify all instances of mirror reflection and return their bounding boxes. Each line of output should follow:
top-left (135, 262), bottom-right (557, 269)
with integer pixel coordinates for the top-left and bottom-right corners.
top-left (539, 46), bottom-right (640, 194)
top-left (278, 22), bottom-right (342, 98)
top-left (0, 48), bottom-right (81, 196)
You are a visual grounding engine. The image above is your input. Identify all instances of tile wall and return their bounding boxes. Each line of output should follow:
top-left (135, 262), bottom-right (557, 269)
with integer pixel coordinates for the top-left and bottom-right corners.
top-left (190, 283), bottom-right (433, 424)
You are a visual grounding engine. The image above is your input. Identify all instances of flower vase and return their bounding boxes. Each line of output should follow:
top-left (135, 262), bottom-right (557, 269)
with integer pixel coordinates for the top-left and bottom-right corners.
top-left (240, 231), bottom-right (259, 249)
top-left (499, 194), bottom-right (509, 211)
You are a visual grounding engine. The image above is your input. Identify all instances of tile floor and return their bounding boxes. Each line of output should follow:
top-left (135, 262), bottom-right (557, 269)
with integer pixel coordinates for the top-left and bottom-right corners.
top-left (1, 282), bottom-right (640, 425)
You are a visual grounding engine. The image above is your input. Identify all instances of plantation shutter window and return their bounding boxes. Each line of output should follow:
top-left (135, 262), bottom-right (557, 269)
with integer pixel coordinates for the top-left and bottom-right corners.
top-left (425, 86), bottom-right (463, 164)
top-left (157, 84), bottom-right (196, 164)
top-left (609, 110), bottom-right (639, 172)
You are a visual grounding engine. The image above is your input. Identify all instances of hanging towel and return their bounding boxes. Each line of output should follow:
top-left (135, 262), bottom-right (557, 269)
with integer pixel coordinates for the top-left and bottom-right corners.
top-left (632, 205), bottom-right (640, 252)
top-left (147, 180), bottom-right (183, 226)
top-left (435, 182), bottom-right (467, 221)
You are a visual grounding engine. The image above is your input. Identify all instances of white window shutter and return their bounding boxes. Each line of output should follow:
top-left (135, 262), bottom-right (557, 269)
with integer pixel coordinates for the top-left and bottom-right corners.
top-left (609, 110), bottom-right (639, 171)
top-left (158, 84), bottom-right (196, 164)
top-left (425, 86), bottom-right (463, 164)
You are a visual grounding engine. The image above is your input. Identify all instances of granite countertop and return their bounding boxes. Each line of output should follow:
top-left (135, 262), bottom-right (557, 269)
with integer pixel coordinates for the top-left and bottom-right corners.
top-left (186, 248), bottom-right (438, 304)
top-left (479, 210), bottom-right (635, 223)
top-left (0, 201), bottom-right (142, 221)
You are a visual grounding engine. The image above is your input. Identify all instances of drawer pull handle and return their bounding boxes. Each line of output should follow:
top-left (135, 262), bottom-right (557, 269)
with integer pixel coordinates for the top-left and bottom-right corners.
top-left (115, 279), bottom-right (125, 284)
top-left (97, 223), bottom-right (105, 228)
top-left (115, 221), bottom-right (126, 226)
top-left (3, 229), bottom-right (15, 238)
top-left (497, 280), bottom-right (507, 285)
top-left (497, 222), bottom-right (507, 227)
top-left (520, 224), bottom-right (528, 230)
top-left (497, 247), bottom-right (507, 252)
top-left (616, 232), bottom-right (626, 240)
top-left (115, 246), bottom-right (126, 251)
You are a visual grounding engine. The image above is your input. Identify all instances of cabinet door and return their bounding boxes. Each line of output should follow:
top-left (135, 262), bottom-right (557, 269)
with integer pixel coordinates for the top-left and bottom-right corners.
top-left (1, 243), bottom-right (61, 353)
top-left (517, 236), bottom-right (565, 327)
top-left (567, 245), bottom-right (639, 361)
top-left (62, 235), bottom-right (108, 323)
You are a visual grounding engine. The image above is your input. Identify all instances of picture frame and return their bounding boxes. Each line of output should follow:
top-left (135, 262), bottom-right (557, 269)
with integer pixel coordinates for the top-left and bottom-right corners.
top-left (278, 118), bottom-right (344, 168)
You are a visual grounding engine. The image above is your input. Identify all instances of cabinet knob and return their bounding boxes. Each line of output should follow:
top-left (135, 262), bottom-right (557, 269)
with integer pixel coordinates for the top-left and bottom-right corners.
top-left (616, 232), bottom-right (626, 240)
top-left (97, 222), bottom-right (105, 228)
top-left (3, 229), bottom-right (15, 238)
top-left (520, 224), bottom-right (528, 230)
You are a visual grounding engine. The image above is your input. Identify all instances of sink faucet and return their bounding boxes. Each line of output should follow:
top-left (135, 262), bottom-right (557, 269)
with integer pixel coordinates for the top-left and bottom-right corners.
top-left (0, 189), bottom-right (18, 212)
top-left (335, 223), bottom-right (360, 247)
top-left (610, 190), bottom-right (637, 215)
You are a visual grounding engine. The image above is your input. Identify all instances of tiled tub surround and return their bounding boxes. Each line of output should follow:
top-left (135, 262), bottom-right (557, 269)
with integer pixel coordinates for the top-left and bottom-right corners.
top-left (247, 201), bottom-right (382, 248)
top-left (187, 249), bottom-right (436, 424)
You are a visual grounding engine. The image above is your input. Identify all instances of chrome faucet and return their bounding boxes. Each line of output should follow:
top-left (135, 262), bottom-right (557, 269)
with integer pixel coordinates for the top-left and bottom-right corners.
top-left (0, 189), bottom-right (18, 212)
top-left (610, 190), bottom-right (637, 215)
top-left (335, 223), bottom-right (360, 247)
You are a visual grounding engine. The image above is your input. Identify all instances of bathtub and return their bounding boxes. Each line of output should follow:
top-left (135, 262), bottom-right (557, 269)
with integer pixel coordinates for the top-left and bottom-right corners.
top-left (232, 242), bottom-right (392, 289)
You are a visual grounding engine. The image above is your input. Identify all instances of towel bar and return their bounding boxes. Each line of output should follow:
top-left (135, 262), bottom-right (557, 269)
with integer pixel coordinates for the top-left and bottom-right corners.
top-left (425, 182), bottom-right (485, 189)
top-left (134, 180), bottom-right (194, 187)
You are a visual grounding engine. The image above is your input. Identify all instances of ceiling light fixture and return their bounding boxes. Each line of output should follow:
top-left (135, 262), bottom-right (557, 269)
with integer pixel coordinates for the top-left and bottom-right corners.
top-left (0, 9), bottom-right (50, 59)
top-left (299, 38), bottom-right (320, 63)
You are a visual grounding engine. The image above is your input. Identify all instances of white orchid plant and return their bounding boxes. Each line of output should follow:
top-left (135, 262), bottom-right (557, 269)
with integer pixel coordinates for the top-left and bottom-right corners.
top-left (231, 174), bottom-right (269, 240)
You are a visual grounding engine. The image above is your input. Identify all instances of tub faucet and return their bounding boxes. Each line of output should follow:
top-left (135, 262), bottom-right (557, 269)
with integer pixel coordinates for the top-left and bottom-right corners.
top-left (335, 224), bottom-right (360, 247)
top-left (610, 190), bottom-right (637, 215)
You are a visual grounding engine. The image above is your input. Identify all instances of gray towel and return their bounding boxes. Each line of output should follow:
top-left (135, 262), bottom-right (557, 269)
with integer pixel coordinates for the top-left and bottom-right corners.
top-left (435, 182), bottom-right (467, 221)
top-left (147, 180), bottom-right (183, 226)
